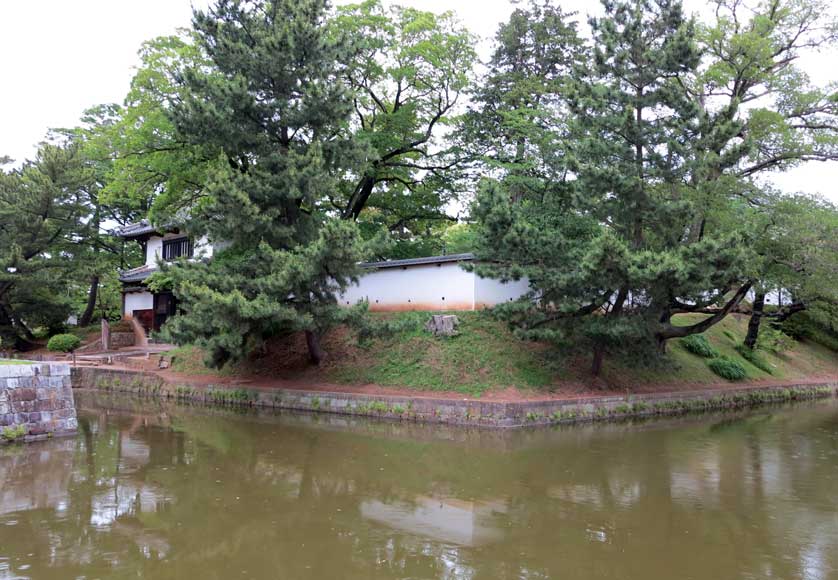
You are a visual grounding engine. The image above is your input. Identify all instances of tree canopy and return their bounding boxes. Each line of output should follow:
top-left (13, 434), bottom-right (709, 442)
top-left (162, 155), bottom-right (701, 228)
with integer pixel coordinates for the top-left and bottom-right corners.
top-left (2, 0), bottom-right (836, 377)
top-left (469, 0), bottom-right (838, 374)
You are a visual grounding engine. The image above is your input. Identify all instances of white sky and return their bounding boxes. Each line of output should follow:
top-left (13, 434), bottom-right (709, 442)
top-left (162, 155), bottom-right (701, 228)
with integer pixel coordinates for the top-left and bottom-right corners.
top-left (1, 0), bottom-right (836, 201)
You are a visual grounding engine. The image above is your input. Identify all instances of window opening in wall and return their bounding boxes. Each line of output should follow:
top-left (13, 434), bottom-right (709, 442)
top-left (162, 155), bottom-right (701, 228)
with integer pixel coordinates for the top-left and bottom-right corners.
top-left (162, 237), bottom-right (193, 260)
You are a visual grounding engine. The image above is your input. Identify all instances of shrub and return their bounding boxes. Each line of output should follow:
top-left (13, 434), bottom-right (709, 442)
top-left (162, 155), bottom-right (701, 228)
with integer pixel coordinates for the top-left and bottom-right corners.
top-left (734, 344), bottom-right (773, 374)
top-left (680, 334), bottom-right (719, 358)
top-left (47, 334), bottom-right (82, 353)
top-left (707, 356), bottom-right (748, 381)
top-left (757, 327), bottom-right (796, 353)
top-left (782, 312), bottom-right (838, 351)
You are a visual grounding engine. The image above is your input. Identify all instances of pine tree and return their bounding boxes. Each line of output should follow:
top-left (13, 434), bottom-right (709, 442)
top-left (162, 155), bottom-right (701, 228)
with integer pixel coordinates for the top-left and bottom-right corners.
top-left (463, 0), bottom-right (582, 203)
top-left (0, 145), bottom-right (88, 349)
top-left (472, 0), bottom-right (837, 376)
top-left (161, 0), bottom-right (373, 367)
top-left (472, 0), bottom-right (750, 374)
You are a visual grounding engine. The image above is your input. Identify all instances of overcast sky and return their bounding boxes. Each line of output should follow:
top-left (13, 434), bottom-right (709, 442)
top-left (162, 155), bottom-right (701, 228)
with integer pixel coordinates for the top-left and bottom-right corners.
top-left (1, 0), bottom-right (835, 201)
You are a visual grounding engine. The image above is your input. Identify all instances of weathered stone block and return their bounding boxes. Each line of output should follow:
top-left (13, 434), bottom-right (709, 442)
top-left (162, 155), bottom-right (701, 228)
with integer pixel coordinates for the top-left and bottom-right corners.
top-left (10, 388), bottom-right (36, 402)
top-left (34, 399), bottom-right (56, 412)
top-left (1, 364), bottom-right (35, 377)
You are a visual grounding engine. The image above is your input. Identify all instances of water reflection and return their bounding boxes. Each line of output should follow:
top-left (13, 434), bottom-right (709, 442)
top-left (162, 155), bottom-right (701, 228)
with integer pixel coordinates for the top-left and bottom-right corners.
top-left (361, 497), bottom-right (508, 546)
top-left (0, 392), bottom-right (836, 579)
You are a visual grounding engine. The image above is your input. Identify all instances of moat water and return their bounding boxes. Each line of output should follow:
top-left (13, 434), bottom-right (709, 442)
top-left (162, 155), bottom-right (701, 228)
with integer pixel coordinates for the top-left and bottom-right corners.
top-left (1, 391), bottom-right (837, 579)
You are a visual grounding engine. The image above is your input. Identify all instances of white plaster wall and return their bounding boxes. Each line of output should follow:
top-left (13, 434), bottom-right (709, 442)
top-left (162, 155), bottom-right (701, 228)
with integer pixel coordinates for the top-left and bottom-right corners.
top-left (474, 275), bottom-right (530, 309)
top-left (144, 234), bottom-right (212, 266)
top-left (195, 235), bottom-right (213, 260)
top-left (340, 262), bottom-right (475, 311)
top-left (144, 236), bottom-right (163, 267)
top-left (124, 291), bottom-right (153, 315)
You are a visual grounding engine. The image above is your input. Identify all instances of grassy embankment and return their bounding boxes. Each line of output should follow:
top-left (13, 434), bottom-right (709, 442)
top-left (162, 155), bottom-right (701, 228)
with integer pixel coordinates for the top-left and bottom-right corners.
top-left (0, 360), bottom-right (32, 365)
top-left (167, 311), bottom-right (838, 397)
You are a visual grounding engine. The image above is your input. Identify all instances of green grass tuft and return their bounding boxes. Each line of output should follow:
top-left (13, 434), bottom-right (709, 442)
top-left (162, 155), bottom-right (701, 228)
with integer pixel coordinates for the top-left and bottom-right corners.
top-left (734, 344), bottom-right (774, 374)
top-left (707, 356), bottom-right (748, 381)
top-left (680, 334), bottom-right (719, 358)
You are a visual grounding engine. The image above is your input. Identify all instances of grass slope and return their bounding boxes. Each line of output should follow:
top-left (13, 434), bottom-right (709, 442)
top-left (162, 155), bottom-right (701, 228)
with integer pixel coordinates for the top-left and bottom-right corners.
top-left (170, 311), bottom-right (838, 396)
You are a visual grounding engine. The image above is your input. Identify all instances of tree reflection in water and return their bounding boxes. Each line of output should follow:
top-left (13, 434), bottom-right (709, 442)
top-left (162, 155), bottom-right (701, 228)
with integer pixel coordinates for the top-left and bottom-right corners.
top-left (0, 392), bottom-right (837, 579)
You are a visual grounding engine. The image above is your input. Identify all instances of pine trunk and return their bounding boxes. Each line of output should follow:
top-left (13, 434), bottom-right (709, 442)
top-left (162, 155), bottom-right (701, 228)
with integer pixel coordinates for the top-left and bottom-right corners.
top-left (78, 274), bottom-right (100, 327)
top-left (591, 346), bottom-right (605, 376)
top-left (305, 330), bottom-right (323, 365)
top-left (744, 291), bottom-right (766, 349)
top-left (590, 286), bottom-right (630, 377)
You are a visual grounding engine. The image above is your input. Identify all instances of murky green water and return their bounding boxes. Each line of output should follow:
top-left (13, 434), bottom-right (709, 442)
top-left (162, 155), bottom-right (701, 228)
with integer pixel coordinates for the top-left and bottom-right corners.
top-left (2, 393), bottom-right (838, 579)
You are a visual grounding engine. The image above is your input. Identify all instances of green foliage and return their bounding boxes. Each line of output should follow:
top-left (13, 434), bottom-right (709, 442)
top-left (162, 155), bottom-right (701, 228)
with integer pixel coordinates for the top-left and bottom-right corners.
top-left (757, 327), bottom-right (797, 353)
top-left (1, 424), bottom-right (27, 441)
top-left (707, 356), bottom-right (748, 381)
top-left (734, 344), bottom-right (774, 374)
top-left (160, 0), bottom-right (379, 367)
top-left (680, 335), bottom-right (719, 358)
top-left (468, 0), bottom-right (838, 376)
top-left (46, 334), bottom-right (82, 353)
top-left (206, 388), bottom-right (254, 406)
top-left (0, 145), bottom-right (88, 348)
top-left (88, 34), bottom-right (219, 222)
top-left (783, 311), bottom-right (838, 351)
top-left (333, 0), bottom-right (477, 237)
top-left (330, 311), bottom-right (554, 396)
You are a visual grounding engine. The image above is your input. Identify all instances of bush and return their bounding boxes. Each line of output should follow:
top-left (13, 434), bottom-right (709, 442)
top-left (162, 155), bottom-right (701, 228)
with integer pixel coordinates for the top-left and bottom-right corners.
top-left (680, 334), bottom-right (719, 358)
top-left (734, 344), bottom-right (774, 374)
top-left (782, 313), bottom-right (838, 352)
top-left (47, 334), bottom-right (82, 353)
top-left (757, 327), bottom-right (796, 353)
top-left (707, 356), bottom-right (748, 381)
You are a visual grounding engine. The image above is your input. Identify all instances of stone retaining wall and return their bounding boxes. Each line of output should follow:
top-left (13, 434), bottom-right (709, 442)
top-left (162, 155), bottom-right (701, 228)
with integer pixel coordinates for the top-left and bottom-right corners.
top-left (109, 332), bottom-right (136, 348)
top-left (1, 363), bottom-right (77, 442)
top-left (72, 367), bottom-right (838, 428)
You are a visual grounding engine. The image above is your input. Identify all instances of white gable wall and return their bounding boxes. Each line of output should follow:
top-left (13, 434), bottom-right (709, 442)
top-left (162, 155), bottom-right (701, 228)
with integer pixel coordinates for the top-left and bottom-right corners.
top-left (340, 262), bottom-right (475, 311)
top-left (339, 261), bottom-right (529, 312)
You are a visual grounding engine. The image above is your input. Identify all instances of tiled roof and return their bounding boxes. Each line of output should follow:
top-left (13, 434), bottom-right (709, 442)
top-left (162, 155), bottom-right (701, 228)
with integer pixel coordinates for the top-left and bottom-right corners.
top-left (119, 265), bottom-right (157, 283)
top-left (359, 253), bottom-right (474, 270)
top-left (115, 220), bottom-right (156, 238)
top-left (118, 253), bottom-right (473, 282)
top-left (115, 220), bottom-right (179, 238)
